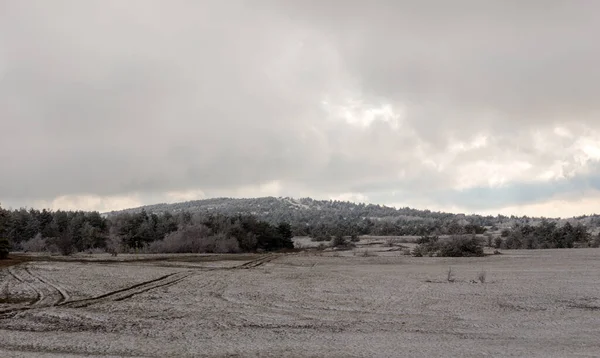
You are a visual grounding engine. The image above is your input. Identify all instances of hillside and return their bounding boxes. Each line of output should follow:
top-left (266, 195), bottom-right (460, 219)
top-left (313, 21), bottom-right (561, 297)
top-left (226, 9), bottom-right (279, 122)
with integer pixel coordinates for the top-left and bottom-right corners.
top-left (104, 197), bottom-right (600, 236)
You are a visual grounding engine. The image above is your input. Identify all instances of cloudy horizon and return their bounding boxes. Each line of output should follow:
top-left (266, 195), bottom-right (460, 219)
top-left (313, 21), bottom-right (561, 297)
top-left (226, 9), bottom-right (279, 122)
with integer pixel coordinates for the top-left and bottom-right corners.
top-left (1, 1), bottom-right (600, 218)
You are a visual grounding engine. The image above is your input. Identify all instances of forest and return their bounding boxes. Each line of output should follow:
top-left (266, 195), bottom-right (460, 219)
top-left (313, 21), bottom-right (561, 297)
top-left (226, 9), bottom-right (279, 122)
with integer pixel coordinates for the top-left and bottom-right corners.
top-left (0, 204), bottom-right (293, 255)
top-left (1, 196), bottom-right (599, 256)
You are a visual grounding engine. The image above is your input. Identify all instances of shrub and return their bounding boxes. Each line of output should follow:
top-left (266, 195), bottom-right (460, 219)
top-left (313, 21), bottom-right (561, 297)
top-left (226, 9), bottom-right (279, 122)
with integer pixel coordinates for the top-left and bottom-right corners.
top-left (149, 225), bottom-right (211, 253)
top-left (590, 235), bottom-right (600, 248)
top-left (413, 235), bottom-right (484, 257)
top-left (416, 235), bottom-right (439, 245)
top-left (439, 236), bottom-right (484, 257)
top-left (477, 270), bottom-right (486, 283)
top-left (22, 234), bottom-right (48, 252)
top-left (332, 235), bottom-right (355, 249)
top-left (412, 236), bottom-right (440, 256)
top-left (447, 267), bottom-right (455, 282)
top-left (486, 235), bottom-right (493, 247)
top-left (332, 235), bottom-right (347, 247)
top-left (494, 237), bottom-right (503, 249)
top-left (0, 237), bottom-right (10, 259)
top-left (106, 234), bottom-right (122, 256)
top-left (412, 246), bottom-right (424, 257)
top-left (44, 232), bottom-right (74, 256)
top-left (214, 235), bottom-right (241, 254)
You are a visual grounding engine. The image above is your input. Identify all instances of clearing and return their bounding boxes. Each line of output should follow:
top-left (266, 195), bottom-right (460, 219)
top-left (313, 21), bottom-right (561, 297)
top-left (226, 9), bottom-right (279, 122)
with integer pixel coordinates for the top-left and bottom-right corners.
top-left (1, 247), bottom-right (599, 357)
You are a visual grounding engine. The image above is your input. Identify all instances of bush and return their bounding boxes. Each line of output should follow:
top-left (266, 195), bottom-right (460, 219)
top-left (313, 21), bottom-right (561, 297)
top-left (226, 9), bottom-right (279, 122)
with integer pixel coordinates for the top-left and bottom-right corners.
top-left (477, 270), bottom-right (486, 283)
top-left (413, 235), bottom-right (484, 257)
top-left (332, 235), bottom-right (347, 247)
top-left (22, 234), bottom-right (48, 252)
top-left (412, 236), bottom-right (439, 256)
top-left (48, 232), bottom-right (74, 256)
top-left (411, 246), bottom-right (424, 257)
top-left (590, 235), bottom-right (600, 248)
top-left (439, 236), bottom-right (484, 257)
top-left (0, 237), bottom-right (10, 259)
top-left (149, 225), bottom-right (210, 253)
top-left (332, 235), bottom-right (355, 249)
top-left (494, 237), bottom-right (503, 249)
top-left (106, 234), bottom-right (122, 256)
top-left (214, 235), bottom-right (241, 254)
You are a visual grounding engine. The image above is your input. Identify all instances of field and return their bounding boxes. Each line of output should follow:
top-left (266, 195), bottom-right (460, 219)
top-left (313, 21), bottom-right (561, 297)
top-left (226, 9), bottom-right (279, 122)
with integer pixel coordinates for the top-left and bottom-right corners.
top-left (1, 243), bottom-right (600, 357)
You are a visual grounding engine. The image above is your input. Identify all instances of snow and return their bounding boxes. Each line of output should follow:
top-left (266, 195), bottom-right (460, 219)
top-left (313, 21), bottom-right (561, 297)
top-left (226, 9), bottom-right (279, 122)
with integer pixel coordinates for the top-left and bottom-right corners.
top-left (1, 249), bottom-right (600, 357)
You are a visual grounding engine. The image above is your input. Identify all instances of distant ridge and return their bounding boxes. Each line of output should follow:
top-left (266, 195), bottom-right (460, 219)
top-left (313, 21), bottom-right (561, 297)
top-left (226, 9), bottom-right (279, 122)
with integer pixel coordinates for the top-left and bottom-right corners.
top-left (104, 196), bottom-right (600, 231)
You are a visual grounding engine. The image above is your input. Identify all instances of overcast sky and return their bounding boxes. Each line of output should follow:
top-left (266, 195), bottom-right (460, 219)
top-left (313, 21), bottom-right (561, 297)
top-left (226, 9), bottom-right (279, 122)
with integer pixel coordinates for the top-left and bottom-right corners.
top-left (1, 1), bottom-right (600, 217)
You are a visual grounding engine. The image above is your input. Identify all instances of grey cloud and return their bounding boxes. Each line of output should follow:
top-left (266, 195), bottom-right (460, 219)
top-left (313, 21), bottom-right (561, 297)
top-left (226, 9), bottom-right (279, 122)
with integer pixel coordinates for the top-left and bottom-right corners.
top-left (1, 0), bottom-right (600, 214)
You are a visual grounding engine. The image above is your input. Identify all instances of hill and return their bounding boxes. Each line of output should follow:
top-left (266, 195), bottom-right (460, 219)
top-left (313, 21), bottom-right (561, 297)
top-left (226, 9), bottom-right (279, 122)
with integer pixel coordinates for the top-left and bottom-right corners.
top-left (104, 197), bottom-right (600, 236)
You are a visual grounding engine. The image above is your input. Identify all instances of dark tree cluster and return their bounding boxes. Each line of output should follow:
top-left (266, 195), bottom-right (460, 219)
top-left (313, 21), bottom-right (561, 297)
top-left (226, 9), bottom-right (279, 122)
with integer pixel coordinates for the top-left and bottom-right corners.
top-left (413, 235), bottom-right (485, 257)
top-left (0, 205), bottom-right (109, 255)
top-left (497, 221), bottom-right (594, 249)
top-left (109, 211), bottom-right (294, 253)
top-left (0, 203), bottom-right (294, 256)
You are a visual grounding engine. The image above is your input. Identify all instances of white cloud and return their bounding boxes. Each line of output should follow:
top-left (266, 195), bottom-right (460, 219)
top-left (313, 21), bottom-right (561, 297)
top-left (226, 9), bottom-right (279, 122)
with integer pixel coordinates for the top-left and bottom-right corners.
top-left (32, 195), bottom-right (143, 212)
top-left (329, 192), bottom-right (369, 203)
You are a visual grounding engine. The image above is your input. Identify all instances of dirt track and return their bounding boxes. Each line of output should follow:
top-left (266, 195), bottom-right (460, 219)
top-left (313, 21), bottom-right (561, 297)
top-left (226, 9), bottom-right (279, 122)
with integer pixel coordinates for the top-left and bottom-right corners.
top-left (1, 249), bottom-right (600, 357)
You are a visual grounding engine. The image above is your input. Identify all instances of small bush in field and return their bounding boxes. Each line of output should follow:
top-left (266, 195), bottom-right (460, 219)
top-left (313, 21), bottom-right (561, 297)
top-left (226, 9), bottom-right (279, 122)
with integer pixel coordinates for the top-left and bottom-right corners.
top-left (332, 235), bottom-right (347, 247)
top-left (477, 270), bottom-right (487, 283)
top-left (439, 236), bottom-right (484, 257)
top-left (332, 235), bottom-right (355, 249)
top-left (413, 235), bottom-right (484, 257)
top-left (447, 267), bottom-right (455, 282)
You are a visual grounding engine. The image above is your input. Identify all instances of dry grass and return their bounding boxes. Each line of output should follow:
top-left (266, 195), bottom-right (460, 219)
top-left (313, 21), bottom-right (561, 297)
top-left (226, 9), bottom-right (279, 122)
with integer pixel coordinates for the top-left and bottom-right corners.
top-left (0, 254), bottom-right (32, 269)
top-left (355, 249), bottom-right (377, 257)
top-left (447, 266), bottom-right (455, 282)
top-left (478, 270), bottom-right (487, 283)
top-left (3, 249), bottom-right (600, 357)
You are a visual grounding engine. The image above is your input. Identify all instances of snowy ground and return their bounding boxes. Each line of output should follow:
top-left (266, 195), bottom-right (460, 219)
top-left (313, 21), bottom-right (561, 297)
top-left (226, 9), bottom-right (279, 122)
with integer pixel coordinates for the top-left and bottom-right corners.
top-left (1, 246), bottom-right (600, 357)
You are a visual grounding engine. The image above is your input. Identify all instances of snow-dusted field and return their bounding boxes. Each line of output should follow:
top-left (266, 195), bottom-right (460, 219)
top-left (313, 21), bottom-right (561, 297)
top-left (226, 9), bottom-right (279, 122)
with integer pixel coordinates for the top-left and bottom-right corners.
top-left (1, 248), bottom-right (600, 357)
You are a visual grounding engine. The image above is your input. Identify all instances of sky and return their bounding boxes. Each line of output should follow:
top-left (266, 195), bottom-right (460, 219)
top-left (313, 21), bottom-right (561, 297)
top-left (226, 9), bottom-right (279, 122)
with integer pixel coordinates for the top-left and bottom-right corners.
top-left (1, 0), bottom-right (600, 218)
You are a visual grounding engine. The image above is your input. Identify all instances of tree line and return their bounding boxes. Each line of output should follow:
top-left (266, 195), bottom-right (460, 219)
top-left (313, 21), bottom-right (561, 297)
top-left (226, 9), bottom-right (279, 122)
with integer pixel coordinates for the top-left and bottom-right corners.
top-left (106, 197), bottom-right (600, 237)
top-left (496, 221), bottom-right (598, 249)
top-left (0, 204), bottom-right (293, 255)
top-left (2, 198), bottom-right (599, 257)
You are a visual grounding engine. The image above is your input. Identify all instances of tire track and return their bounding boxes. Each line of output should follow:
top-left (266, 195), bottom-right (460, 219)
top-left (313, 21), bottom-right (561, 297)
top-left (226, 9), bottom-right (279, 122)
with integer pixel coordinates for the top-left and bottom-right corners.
top-left (24, 267), bottom-right (69, 305)
top-left (236, 254), bottom-right (279, 269)
top-left (1, 264), bottom-right (66, 318)
top-left (1, 254), bottom-right (275, 318)
top-left (61, 271), bottom-right (192, 308)
top-left (6, 265), bottom-right (42, 306)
